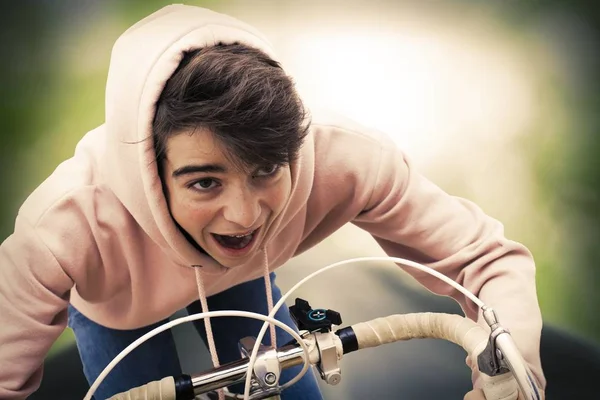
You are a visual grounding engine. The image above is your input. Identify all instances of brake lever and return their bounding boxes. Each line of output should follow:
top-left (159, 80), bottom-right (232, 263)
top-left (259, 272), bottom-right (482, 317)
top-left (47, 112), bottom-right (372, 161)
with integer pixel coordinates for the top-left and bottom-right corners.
top-left (494, 333), bottom-right (542, 400)
top-left (480, 307), bottom-right (542, 400)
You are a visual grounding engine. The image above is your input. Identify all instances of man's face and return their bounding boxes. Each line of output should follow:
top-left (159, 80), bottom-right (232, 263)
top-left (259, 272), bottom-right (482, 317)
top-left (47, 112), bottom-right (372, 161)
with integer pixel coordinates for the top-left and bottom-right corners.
top-left (161, 127), bottom-right (292, 268)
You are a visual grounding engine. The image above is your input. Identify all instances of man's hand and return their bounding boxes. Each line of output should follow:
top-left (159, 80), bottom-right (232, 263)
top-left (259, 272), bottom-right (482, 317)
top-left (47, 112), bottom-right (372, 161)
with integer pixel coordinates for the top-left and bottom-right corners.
top-left (464, 389), bottom-right (519, 399)
top-left (464, 389), bottom-right (544, 400)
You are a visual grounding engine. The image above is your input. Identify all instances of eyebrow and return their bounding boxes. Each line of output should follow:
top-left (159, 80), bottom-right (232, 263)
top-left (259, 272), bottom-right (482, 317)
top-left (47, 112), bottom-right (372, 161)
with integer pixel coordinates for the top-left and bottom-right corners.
top-left (171, 164), bottom-right (228, 178)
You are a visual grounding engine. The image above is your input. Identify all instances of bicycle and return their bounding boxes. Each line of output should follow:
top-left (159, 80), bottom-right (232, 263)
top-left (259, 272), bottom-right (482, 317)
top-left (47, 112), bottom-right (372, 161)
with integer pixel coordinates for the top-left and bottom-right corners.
top-left (82, 256), bottom-right (543, 400)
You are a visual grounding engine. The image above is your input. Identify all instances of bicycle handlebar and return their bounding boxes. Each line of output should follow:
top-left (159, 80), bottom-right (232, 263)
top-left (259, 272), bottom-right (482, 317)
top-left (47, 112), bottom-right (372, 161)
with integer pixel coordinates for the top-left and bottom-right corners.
top-left (107, 376), bottom-right (177, 400)
top-left (341, 312), bottom-right (521, 400)
top-left (108, 312), bottom-right (537, 400)
top-left (346, 312), bottom-right (489, 353)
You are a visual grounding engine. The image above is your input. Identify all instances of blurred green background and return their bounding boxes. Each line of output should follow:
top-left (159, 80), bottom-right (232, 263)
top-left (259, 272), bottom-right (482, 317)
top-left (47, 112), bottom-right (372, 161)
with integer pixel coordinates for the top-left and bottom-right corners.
top-left (1, 0), bottom-right (599, 398)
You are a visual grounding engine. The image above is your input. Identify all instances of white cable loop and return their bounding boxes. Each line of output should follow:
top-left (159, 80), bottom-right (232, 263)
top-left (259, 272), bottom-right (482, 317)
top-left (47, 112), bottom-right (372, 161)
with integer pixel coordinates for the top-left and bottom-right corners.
top-left (244, 255), bottom-right (486, 398)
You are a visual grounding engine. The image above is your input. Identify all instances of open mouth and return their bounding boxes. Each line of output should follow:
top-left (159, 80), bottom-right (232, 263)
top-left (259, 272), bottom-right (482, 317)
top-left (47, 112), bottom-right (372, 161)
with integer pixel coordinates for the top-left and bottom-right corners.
top-left (211, 229), bottom-right (258, 251)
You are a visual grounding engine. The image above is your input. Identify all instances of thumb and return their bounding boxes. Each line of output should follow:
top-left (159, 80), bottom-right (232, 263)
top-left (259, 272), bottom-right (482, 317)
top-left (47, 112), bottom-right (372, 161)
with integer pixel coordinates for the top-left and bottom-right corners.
top-left (464, 389), bottom-right (533, 400)
top-left (464, 389), bottom-right (486, 400)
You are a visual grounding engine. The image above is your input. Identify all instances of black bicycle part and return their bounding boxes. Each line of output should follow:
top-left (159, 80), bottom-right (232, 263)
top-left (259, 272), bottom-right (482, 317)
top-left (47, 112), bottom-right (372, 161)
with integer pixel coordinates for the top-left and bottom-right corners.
top-left (288, 298), bottom-right (342, 333)
top-left (334, 326), bottom-right (359, 354)
top-left (174, 374), bottom-right (195, 400)
top-left (476, 340), bottom-right (510, 376)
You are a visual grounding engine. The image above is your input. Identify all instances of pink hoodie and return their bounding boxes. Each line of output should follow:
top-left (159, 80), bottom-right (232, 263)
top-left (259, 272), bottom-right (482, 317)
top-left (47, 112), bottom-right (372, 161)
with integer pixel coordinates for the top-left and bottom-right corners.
top-left (0, 5), bottom-right (545, 398)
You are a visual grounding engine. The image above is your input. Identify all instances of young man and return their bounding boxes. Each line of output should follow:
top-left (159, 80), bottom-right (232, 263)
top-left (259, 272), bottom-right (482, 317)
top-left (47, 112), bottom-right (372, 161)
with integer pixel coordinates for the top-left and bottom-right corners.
top-left (0, 5), bottom-right (545, 399)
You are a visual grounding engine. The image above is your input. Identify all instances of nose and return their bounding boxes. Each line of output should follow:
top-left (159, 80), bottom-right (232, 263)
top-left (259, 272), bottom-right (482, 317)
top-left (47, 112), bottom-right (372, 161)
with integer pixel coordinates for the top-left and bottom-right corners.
top-left (222, 187), bottom-right (261, 229)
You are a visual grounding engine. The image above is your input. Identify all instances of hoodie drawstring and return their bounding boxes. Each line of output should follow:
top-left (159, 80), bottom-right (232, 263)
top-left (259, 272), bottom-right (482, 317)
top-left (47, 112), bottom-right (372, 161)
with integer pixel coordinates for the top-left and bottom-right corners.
top-left (193, 250), bottom-right (277, 399)
top-left (262, 248), bottom-right (277, 349)
top-left (194, 266), bottom-right (221, 366)
top-left (194, 267), bottom-right (225, 400)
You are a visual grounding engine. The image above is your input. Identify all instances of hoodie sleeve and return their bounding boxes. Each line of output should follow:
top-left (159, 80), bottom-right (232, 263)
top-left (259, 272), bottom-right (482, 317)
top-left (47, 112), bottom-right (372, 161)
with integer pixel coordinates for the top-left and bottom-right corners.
top-left (0, 214), bottom-right (74, 399)
top-left (352, 133), bottom-right (546, 390)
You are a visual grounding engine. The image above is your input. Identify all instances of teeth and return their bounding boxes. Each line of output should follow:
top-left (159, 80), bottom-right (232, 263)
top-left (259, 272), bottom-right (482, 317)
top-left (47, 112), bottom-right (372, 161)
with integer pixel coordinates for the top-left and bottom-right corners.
top-left (213, 230), bottom-right (256, 250)
top-left (222, 230), bottom-right (254, 238)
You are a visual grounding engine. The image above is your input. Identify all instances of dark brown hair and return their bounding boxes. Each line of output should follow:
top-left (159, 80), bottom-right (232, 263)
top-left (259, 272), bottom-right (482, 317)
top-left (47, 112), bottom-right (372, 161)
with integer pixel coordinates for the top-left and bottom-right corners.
top-left (153, 43), bottom-right (309, 171)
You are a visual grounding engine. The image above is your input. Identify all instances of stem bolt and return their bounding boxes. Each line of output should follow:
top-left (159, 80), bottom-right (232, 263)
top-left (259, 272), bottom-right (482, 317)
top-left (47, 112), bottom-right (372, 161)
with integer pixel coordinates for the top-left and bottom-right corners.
top-left (264, 372), bottom-right (277, 386)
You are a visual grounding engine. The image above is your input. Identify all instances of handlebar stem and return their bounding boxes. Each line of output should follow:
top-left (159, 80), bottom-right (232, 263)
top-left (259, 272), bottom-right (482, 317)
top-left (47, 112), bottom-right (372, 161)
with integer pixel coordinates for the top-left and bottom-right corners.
top-left (312, 331), bottom-right (343, 385)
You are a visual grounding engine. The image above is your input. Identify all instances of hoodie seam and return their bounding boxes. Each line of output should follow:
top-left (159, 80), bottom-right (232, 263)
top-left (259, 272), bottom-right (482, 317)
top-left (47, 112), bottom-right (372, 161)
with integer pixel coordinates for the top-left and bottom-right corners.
top-left (364, 142), bottom-right (384, 214)
top-left (23, 184), bottom-right (101, 229)
top-left (18, 215), bottom-right (75, 286)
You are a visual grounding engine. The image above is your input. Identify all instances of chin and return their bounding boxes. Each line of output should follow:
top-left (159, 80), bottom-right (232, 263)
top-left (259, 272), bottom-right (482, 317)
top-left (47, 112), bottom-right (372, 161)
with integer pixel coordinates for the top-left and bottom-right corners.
top-left (215, 255), bottom-right (248, 269)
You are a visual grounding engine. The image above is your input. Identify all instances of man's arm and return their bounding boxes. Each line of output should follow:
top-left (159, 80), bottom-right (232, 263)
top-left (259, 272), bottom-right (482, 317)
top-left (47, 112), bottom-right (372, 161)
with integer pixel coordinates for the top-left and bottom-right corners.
top-left (0, 215), bottom-right (73, 399)
top-left (352, 133), bottom-right (546, 390)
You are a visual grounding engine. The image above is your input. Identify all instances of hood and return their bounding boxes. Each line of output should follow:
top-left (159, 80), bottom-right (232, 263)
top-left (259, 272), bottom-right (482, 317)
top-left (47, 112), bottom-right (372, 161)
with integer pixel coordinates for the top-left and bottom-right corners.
top-left (102, 4), bottom-right (314, 274)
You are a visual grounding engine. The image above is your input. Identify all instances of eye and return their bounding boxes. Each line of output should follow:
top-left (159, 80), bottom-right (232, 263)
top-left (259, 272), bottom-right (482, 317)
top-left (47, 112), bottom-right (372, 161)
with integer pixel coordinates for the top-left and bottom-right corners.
top-left (191, 178), bottom-right (219, 191)
top-left (254, 164), bottom-right (281, 178)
